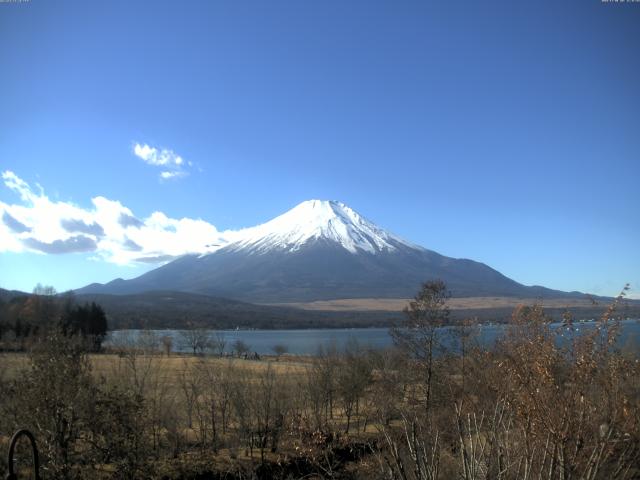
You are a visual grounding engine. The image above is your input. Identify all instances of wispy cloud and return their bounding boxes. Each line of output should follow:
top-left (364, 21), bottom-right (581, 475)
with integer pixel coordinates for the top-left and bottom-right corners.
top-left (133, 143), bottom-right (183, 166)
top-left (160, 170), bottom-right (187, 180)
top-left (133, 142), bottom-right (192, 180)
top-left (0, 170), bottom-right (231, 265)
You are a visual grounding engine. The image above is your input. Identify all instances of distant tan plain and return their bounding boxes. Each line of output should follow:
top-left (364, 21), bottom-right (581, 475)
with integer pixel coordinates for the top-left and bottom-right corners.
top-left (267, 296), bottom-right (600, 312)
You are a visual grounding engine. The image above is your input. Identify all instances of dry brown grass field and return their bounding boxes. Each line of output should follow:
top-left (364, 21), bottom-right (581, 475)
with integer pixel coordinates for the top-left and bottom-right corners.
top-left (0, 351), bottom-right (311, 383)
top-left (1, 348), bottom-right (384, 478)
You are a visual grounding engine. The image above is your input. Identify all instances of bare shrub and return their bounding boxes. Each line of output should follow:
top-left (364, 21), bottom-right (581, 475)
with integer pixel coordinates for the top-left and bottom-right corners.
top-left (179, 328), bottom-right (211, 355)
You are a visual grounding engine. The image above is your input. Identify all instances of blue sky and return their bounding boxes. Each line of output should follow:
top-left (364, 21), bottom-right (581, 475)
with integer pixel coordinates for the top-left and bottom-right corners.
top-left (0, 0), bottom-right (638, 298)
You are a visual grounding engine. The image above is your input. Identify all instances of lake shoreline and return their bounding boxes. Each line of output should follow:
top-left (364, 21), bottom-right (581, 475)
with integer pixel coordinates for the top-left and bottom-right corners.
top-left (106, 318), bottom-right (640, 356)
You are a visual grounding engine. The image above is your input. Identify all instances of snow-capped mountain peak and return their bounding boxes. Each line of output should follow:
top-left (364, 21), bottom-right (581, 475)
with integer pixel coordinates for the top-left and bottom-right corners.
top-left (77, 199), bottom-right (561, 302)
top-left (224, 199), bottom-right (416, 254)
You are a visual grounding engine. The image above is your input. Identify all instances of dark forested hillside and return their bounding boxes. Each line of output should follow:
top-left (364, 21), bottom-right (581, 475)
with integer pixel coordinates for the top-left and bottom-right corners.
top-left (76, 290), bottom-right (640, 330)
top-left (75, 290), bottom-right (398, 329)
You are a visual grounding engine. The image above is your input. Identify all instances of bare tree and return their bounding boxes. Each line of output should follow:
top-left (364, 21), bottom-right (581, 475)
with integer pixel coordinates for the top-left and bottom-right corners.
top-left (336, 340), bottom-right (372, 433)
top-left (86, 386), bottom-right (153, 479)
top-left (209, 331), bottom-right (227, 356)
top-left (179, 328), bottom-right (211, 355)
top-left (391, 279), bottom-right (449, 414)
top-left (178, 360), bottom-right (201, 429)
top-left (378, 413), bottom-right (441, 480)
top-left (313, 342), bottom-right (339, 424)
top-left (247, 364), bottom-right (290, 462)
top-left (9, 332), bottom-right (96, 479)
top-left (108, 330), bottom-right (169, 399)
top-left (368, 347), bottom-right (407, 427)
top-left (232, 339), bottom-right (250, 358)
top-left (272, 343), bottom-right (288, 359)
top-left (137, 329), bottom-right (160, 354)
top-left (160, 335), bottom-right (173, 356)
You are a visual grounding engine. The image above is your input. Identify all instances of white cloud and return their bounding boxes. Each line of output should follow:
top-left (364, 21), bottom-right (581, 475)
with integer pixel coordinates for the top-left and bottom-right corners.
top-left (2, 170), bottom-right (39, 202)
top-left (0, 170), bottom-right (230, 265)
top-left (160, 170), bottom-right (186, 180)
top-left (133, 142), bottom-right (190, 180)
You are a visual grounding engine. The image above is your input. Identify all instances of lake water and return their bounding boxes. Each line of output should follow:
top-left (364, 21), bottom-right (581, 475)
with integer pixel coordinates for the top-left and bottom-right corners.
top-left (107, 319), bottom-right (640, 356)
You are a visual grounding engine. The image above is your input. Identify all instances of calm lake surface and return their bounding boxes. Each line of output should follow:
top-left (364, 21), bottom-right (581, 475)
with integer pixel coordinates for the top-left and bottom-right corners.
top-left (107, 319), bottom-right (640, 356)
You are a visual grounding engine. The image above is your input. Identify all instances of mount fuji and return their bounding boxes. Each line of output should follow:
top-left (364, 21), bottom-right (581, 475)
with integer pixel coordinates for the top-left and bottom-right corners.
top-left (77, 200), bottom-right (574, 302)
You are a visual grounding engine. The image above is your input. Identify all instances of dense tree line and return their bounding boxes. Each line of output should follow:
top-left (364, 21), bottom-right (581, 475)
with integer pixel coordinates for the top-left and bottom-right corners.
top-left (0, 285), bottom-right (108, 351)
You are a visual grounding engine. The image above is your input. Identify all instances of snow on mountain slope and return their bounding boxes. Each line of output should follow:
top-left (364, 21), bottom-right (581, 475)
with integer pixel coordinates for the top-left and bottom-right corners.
top-left (76, 199), bottom-right (580, 302)
top-left (221, 200), bottom-right (419, 254)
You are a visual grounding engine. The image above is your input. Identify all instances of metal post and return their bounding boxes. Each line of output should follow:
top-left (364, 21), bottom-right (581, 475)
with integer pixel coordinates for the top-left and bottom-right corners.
top-left (5, 429), bottom-right (40, 480)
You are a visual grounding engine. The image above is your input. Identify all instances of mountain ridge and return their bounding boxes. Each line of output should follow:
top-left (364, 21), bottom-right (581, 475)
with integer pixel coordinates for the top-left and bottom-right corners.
top-left (76, 200), bottom-right (590, 302)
